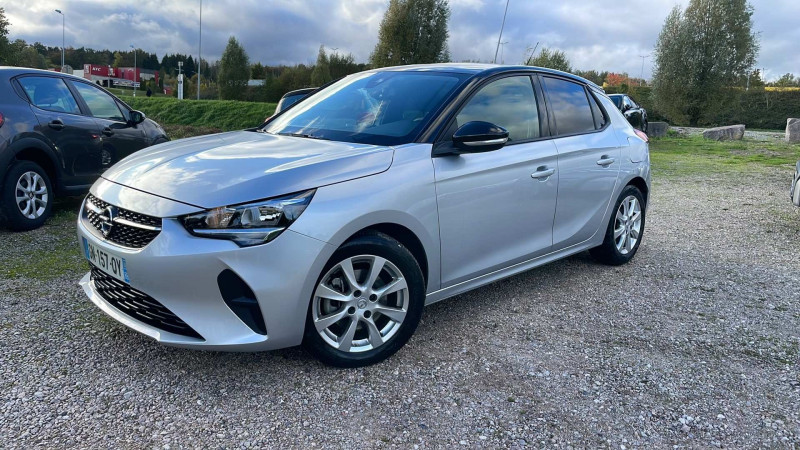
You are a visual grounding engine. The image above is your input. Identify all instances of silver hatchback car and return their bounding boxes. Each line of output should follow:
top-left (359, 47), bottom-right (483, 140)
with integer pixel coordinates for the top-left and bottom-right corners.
top-left (77, 64), bottom-right (651, 367)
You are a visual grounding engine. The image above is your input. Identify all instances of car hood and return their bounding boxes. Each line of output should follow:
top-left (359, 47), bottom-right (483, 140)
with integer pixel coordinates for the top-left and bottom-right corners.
top-left (101, 131), bottom-right (394, 208)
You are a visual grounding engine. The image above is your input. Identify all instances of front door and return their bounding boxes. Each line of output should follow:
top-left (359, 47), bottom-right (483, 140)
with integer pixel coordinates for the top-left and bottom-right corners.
top-left (434, 75), bottom-right (559, 287)
top-left (69, 81), bottom-right (147, 167)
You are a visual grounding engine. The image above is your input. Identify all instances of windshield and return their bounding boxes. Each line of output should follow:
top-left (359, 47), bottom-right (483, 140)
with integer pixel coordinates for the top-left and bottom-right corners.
top-left (608, 95), bottom-right (623, 109)
top-left (264, 71), bottom-right (468, 146)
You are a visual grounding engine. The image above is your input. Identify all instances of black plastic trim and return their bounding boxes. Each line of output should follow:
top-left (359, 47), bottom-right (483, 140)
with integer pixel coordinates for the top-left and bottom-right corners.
top-left (217, 269), bottom-right (267, 335)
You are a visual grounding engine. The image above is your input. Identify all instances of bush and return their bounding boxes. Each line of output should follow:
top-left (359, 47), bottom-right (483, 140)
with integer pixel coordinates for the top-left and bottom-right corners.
top-left (126, 97), bottom-right (276, 131)
top-left (604, 85), bottom-right (800, 129)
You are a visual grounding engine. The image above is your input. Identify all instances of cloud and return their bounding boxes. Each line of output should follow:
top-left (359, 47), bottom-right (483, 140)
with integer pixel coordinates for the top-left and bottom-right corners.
top-left (3, 0), bottom-right (796, 80)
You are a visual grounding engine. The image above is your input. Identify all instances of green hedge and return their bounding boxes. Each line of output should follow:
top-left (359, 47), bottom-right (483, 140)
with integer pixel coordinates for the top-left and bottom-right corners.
top-left (126, 97), bottom-right (277, 131)
top-left (603, 86), bottom-right (800, 130)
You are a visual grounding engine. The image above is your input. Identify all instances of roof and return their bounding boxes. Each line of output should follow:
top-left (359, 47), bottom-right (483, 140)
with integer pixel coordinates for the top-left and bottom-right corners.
top-left (0, 66), bottom-right (86, 81)
top-left (369, 63), bottom-right (601, 90)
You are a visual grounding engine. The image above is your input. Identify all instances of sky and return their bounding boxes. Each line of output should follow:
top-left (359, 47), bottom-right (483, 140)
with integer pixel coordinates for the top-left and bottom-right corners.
top-left (3, 0), bottom-right (799, 81)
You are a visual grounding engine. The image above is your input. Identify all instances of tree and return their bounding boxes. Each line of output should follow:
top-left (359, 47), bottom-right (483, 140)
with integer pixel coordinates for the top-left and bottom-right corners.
top-left (605, 73), bottom-right (630, 87)
top-left (369, 0), bottom-right (450, 68)
top-left (310, 45), bottom-right (332, 86)
top-left (251, 62), bottom-right (266, 80)
top-left (0, 8), bottom-right (10, 65)
top-left (218, 36), bottom-right (250, 100)
top-left (772, 73), bottom-right (798, 87)
top-left (652, 0), bottom-right (758, 126)
top-left (525, 47), bottom-right (571, 72)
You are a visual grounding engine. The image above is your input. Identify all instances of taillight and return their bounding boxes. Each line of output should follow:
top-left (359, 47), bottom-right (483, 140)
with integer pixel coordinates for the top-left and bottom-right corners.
top-left (634, 129), bottom-right (648, 142)
top-left (0, 112), bottom-right (4, 128)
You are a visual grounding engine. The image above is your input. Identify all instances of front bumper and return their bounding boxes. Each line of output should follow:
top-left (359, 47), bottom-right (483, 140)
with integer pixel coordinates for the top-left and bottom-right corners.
top-left (77, 195), bottom-right (334, 352)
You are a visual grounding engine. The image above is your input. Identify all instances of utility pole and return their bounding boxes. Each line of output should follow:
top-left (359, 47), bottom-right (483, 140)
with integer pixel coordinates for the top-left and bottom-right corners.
top-left (638, 54), bottom-right (650, 86)
top-left (197, 0), bottom-right (202, 100)
top-left (500, 41), bottom-right (509, 65)
top-left (493, 0), bottom-right (510, 64)
top-left (54, 10), bottom-right (64, 71)
top-left (130, 44), bottom-right (137, 97)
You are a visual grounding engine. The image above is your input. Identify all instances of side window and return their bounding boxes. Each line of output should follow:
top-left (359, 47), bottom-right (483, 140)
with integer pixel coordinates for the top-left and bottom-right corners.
top-left (628, 97), bottom-right (639, 108)
top-left (588, 92), bottom-right (607, 129)
top-left (622, 96), bottom-right (633, 109)
top-left (456, 76), bottom-right (539, 142)
top-left (71, 82), bottom-right (125, 121)
top-left (543, 77), bottom-right (596, 136)
top-left (17, 77), bottom-right (81, 114)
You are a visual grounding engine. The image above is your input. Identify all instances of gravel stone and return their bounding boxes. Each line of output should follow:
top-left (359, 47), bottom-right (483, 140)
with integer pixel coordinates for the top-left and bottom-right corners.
top-left (1, 165), bottom-right (799, 448)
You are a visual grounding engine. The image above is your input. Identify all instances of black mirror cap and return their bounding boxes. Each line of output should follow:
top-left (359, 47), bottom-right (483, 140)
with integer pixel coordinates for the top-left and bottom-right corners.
top-left (452, 121), bottom-right (509, 153)
top-left (129, 110), bottom-right (146, 124)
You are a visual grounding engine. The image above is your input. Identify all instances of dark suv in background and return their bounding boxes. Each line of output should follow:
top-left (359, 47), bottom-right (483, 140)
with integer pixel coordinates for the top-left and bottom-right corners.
top-left (0, 67), bottom-right (168, 230)
top-left (608, 94), bottom-right (648, 133)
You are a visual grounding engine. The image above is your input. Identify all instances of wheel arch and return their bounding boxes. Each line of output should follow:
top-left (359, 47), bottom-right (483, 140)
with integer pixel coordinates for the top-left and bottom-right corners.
top-left (4, 138), bottom-right (61, 190)
top-left (343, 223), bottom-right (429, 290)
top-left (626, 176), bottom-right (649, 205)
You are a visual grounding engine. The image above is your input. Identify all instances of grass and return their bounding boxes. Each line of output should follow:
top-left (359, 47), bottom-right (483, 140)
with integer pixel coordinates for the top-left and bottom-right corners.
top-left (649, 133), bottom-right (800, 178)
top-left (0, 197), bottom-right (86, 281)
top-left (124, 97), bottom-right (276, 132)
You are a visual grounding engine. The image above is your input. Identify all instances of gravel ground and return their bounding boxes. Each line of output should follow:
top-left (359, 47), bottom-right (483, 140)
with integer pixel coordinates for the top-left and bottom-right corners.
top-left (1, 161), bottom-right (799, 448)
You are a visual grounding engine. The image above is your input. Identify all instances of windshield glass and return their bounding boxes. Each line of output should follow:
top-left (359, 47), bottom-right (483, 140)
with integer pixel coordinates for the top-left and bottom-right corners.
top-left (264, 71), bottom-right (468, 146)
top-left (608, 95), bottom-right (623, 109)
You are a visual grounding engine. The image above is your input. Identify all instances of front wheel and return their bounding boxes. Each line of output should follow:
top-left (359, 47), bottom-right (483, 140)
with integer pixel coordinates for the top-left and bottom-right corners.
top-left (303, 231), bottom-right (425, 367)
top-left (590, 185), bottom-right (646, 265)
top-left (1, 161), bottom-right (54, 231)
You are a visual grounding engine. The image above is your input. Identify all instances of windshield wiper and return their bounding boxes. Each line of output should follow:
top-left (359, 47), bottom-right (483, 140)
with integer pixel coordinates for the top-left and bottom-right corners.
top-left (275, 132), bottom-right (329, 141)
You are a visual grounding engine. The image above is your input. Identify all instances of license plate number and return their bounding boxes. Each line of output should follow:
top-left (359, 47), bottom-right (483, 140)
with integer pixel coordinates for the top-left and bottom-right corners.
top-left (83, 237), bottom-right (129, 283)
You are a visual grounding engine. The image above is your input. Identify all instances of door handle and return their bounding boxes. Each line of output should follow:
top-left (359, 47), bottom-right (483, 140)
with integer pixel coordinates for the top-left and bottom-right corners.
top-left (102, 127), bottom-right (114, 137)
top-left (596, 156), bottom-right (615, 166)
top-left (48, 120), bottom-right (64, 131)
top-left (531, 167), bottom-right (555, 180)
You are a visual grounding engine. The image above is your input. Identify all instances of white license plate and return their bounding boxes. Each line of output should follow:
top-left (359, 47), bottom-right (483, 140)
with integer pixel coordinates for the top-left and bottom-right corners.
top-left (83, 237), bottom-right (129, 283)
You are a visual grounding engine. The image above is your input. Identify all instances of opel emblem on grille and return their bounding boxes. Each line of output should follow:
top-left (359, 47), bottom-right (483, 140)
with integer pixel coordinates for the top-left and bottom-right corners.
top-left (99, 205), bottom-right (118, 237)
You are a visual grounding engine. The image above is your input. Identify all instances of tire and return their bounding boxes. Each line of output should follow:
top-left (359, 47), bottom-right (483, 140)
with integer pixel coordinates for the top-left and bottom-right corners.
top-left (1, 161), bottom-right (54, 231)
top-left (590, 185), bottom-right (646, 266)
top-left (303, 231), bottom-right (425, 367)
top-left (641, 119), bottom-right (648, 134)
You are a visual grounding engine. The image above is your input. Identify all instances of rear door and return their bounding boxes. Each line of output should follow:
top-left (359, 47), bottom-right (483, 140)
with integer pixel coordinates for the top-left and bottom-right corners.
top-left (17, 75), bottom-right (102, 186)
top-left (434, 75), bottom-right (559, 287)
top-left (68, 81), bottom-right (147, 167)
top-left (541, 76), bottom-right (621, 250)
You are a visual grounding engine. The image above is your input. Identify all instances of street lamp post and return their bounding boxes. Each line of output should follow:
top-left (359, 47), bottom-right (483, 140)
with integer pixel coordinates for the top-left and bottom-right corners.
top-left (54, 10), bottom-right (64, 71)
top-left (130, 44), bottom-right (137, 97)
top-left (493, 0), bottom-right (510, 64)
top-left (197, 0), bottom-right (202, 100)
top-left (639, 54), bottom-right (650, 86)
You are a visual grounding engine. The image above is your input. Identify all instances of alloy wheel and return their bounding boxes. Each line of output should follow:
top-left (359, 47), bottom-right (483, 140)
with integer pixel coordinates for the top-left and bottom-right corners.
top-left (312, 254), bottom-right (409, 353)
top-left (614, 195), bottom-right (642, 255)
top-left (14, 171), bottom-right (48, 220)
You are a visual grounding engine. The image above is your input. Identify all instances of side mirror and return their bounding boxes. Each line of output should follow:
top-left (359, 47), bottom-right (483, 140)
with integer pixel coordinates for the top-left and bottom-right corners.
top-left (129, 110), bottom-right (146, 125)
top-left (622, 104), bottom-right (632, 112)
top-left (451, 121), bottom-right (509, 153)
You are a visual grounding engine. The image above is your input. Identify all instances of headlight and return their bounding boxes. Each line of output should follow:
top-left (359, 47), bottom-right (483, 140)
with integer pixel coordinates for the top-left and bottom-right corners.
top-left (181, 189), bottom-right (315, 247)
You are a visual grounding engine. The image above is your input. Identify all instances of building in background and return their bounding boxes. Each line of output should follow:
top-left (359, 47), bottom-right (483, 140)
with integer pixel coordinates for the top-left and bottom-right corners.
top-left (82, 64), bottom-right (158, 88)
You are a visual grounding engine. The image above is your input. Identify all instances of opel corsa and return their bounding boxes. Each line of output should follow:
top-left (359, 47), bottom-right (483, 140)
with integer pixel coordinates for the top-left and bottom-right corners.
top-left (77, 64), bottom-right (651, 367)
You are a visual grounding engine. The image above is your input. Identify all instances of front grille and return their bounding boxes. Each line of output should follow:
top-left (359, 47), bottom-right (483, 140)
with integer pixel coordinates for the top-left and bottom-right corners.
top-left (91, 267), bottom-right (203, 340)
top-left (85, 194), bottom-right (162, 249)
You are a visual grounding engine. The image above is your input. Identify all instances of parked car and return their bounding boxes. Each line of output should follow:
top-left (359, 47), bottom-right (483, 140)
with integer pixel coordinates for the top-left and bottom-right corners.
top-left (275, 87), bottom-right (317, 114)
top-left (608, 93), bottom-right (648, 133)
top-left (77, 64), bottom-right (651, 367)
top-left (0, 67), bottom-right (168, 230)
top-left (792, 161), bottom-right (800, 206)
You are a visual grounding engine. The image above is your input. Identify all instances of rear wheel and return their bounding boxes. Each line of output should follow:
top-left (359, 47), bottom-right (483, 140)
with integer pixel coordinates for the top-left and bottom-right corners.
top-left (590, 185), bottom-right (645, 265)
top-left (1, 161), bottom-right (54, 231)
top-left (303, 231), bottom-right (425, 367)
